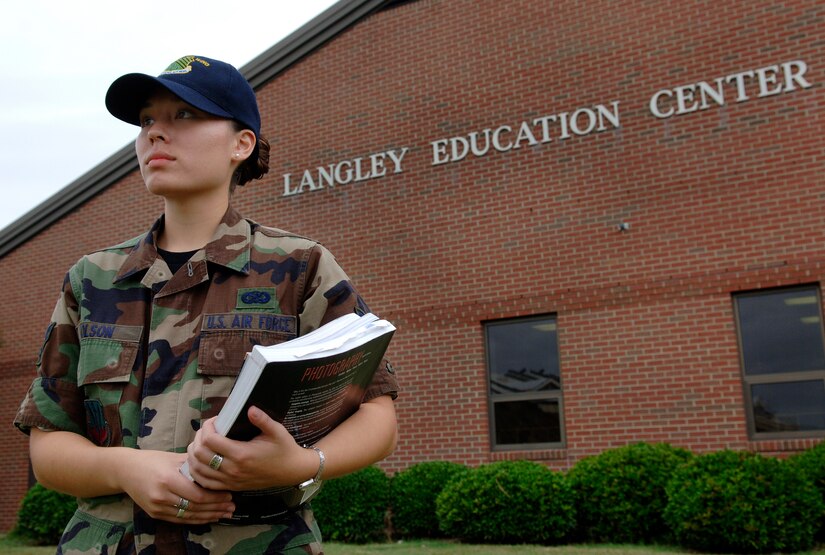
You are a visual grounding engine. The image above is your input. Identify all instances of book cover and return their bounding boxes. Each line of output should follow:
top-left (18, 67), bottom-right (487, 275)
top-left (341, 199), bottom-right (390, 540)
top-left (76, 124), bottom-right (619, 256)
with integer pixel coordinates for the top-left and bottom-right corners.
top-left (181, 313), bottom-right (395, 521)
top-left (222, 317), bottom-right (394, 444)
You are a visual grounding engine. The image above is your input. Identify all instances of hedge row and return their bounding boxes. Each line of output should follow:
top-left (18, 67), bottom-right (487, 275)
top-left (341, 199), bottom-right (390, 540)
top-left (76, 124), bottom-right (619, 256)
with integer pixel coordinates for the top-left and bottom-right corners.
top-left (314, 442), bottom-right (825, 554)
top-left (13, 483), bottom-right (76, 545)
top-left (15, 441), bottom-right (825, 552)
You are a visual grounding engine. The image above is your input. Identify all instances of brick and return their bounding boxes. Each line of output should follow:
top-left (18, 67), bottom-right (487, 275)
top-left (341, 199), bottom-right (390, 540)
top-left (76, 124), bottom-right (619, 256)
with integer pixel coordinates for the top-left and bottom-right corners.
top-left (0, 0), bottom-right (823, 531)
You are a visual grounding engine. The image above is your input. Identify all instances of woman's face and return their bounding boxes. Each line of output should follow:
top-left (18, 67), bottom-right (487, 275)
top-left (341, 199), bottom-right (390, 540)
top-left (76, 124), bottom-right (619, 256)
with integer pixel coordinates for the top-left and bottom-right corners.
top-left (135, 88), bottom-right (247, 200)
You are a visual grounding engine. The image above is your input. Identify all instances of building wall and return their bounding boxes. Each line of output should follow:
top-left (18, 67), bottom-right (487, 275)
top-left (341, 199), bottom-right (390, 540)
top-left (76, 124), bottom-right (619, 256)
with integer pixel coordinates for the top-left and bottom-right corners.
top-left (0, 0), bottom-right (823, 531)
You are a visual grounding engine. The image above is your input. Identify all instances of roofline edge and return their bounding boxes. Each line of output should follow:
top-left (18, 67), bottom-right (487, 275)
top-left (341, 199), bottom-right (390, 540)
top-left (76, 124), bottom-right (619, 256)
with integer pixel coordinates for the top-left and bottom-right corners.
top-left (0, 144), bottom-right (138, 259)
top-left (0, 0), bottom-right (392, 259)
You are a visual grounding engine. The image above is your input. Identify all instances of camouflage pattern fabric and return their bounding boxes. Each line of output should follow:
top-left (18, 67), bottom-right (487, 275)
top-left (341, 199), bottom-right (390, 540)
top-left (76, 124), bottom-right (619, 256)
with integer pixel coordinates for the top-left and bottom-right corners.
top-left (15, 206), bottom-right (398, 554)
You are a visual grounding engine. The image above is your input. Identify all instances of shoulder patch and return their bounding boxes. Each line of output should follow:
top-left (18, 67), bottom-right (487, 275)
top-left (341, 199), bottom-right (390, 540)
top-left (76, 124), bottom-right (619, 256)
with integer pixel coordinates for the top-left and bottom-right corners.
top-left (36, 322), bottom-right (56, 367)
top-left (84, 399), bottom-right (111, 446)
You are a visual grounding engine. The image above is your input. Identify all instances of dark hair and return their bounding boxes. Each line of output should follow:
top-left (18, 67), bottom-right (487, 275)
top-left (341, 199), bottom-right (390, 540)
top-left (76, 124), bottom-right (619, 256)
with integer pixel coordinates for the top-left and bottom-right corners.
top-left (232, 122), bottom-right (271, 188)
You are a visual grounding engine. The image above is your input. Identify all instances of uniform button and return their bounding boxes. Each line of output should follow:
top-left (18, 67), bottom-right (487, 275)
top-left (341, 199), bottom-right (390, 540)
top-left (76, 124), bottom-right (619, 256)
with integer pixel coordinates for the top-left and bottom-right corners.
top-left (214, 348), bottom-right (225, 360)
top-left (107, 359), bottom-right (118, 368)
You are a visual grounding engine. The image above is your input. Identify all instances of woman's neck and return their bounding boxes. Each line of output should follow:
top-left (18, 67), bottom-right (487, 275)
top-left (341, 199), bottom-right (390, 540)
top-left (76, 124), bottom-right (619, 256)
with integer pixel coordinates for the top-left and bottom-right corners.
top-left (158, 195), bottom-right (229, 252)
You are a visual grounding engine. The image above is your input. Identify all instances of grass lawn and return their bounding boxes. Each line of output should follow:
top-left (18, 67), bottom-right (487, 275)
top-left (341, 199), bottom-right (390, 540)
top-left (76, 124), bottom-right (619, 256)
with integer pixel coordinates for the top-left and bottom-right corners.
top-left (0, 538), bottom-right (685, 554)
top-left (2, 535), bottom-right (824, 555)
top-left (325, 541), bottom-right (687, 554)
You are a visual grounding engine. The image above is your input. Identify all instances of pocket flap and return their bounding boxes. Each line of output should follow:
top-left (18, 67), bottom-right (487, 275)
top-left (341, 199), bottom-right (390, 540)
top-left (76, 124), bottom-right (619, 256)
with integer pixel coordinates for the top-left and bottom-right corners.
top-left (78, 337), bottom-right (139, 386)
top-left (198, 328), bottom-right (295, 376)
top-left (77, 322), bottom-right (142, 385)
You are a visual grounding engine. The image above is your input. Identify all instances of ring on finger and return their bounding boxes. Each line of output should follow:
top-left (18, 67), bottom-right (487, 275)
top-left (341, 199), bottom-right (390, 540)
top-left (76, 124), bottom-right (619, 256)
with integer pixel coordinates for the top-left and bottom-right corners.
top-left (176, 507), bottom-right (186, 518)
top-left (209, 453), bottom-right (224, 471)
top-left (177, 497), bottom-right (190, 511)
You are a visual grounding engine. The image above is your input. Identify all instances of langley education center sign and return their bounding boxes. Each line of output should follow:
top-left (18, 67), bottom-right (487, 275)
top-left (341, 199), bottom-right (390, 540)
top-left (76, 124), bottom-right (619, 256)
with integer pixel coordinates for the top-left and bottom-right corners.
top-left (281, 60), bottom-right (812, 198)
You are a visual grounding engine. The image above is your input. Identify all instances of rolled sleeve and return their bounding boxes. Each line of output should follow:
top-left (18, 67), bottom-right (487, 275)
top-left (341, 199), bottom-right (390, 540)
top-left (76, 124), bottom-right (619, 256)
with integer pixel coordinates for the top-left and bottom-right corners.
top-left (363, 357), bottom-right (399, 402)
top-left (15, 376), bottom-right (85, 435)
top-left (14, 273), bottom-right (85, 435)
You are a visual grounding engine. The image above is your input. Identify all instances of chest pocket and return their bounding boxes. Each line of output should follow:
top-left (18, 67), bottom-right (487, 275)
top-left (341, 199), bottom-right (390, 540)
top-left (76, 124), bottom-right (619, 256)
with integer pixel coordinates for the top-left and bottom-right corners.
top-left (76, 322), bottom-right (143, 446)
top-left (197, 313), bottom-right (297, 418)
top-left (77, 321), bottom-right (143, 385)
top-left (198, 313), bottom-right (297, 375)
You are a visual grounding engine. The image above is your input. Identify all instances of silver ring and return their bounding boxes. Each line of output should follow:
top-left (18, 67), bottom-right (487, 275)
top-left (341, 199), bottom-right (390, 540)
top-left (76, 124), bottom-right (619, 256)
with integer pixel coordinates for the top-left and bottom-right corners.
top-left (177, 497), bottom-right (190, 510)
top-left (176, 507), bottom-right (186, 518)
top-left (208, 453), bottom-right (224, 471)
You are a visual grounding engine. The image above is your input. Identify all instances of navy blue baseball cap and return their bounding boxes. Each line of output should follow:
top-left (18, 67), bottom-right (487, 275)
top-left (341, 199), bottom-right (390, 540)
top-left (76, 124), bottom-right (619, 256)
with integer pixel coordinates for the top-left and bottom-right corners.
top-left (105, 55), bottom-right (261, 149)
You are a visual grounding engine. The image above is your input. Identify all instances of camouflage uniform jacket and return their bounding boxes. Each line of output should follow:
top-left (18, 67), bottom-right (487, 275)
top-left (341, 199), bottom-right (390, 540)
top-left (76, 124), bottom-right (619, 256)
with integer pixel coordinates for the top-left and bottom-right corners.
top-left (15, 206), bottom-right (398, 554)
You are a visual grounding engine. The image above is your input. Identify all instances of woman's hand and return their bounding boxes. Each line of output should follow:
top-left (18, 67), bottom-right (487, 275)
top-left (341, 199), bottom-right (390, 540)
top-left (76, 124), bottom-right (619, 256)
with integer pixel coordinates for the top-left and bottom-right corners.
top-left (29, 429), bottom-right (235, 524)
top-left (117, 450), bottom-right (235, 524)
top-left (185, 394), bottom-right (397, 493)
top-left (186, 407), bottom-right (318, 491)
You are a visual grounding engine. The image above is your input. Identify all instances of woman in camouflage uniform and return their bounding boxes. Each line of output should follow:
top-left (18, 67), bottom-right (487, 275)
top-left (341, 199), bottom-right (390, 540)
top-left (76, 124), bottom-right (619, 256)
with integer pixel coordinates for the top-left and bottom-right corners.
top-left (15, 55), bottom-right (398, 554)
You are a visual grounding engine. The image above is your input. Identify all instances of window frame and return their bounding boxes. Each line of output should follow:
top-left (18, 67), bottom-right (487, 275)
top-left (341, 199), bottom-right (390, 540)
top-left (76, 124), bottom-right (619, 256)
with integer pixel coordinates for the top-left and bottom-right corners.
top-left (484, 314), bottom-right (566, 451)
top-left (733, 284), bottom-right (825, 440)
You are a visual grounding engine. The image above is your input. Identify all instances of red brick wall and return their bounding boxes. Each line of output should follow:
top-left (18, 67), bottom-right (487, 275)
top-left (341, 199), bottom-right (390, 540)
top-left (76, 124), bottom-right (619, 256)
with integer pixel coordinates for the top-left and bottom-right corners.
top-left (1, 0), bottom-right (823, 530)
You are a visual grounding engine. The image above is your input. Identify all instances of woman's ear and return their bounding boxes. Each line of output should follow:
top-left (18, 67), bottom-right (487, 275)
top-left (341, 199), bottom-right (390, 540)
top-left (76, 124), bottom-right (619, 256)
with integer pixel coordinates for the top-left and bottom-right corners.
top-left (233, 129), bottom-right (257, 162)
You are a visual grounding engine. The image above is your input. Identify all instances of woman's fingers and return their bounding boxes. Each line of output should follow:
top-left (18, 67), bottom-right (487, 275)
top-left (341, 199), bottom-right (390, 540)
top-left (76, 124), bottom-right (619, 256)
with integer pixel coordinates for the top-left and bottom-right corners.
top-left (163, 496), bottom-right (235, 524)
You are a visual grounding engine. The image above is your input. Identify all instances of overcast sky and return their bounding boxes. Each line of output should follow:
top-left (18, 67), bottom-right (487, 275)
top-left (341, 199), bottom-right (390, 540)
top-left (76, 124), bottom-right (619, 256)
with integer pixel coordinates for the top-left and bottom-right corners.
top-left (0, 0), bottom-right (339, 232)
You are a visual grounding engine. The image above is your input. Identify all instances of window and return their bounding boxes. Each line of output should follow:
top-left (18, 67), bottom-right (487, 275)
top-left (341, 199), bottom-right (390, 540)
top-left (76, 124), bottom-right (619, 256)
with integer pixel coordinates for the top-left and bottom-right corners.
top-left (485, 315), bottom-right (564, 449)
top-left (734, 286), bottom-right (825, 438)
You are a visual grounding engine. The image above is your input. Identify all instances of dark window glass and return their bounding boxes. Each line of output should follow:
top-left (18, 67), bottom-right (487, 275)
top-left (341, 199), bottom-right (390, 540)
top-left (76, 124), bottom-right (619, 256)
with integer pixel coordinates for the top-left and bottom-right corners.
top-left (486, 316), bottom-right (563, 449)
top-left (735, 286), bottom-right (825, 438)
top-left (493, 399), bottom-right (561, 444)
top-left (488, 319), bottom-right (560, 393)
top-left (752, 381), bottom-right (825, 433)
top-left (737, 289), bottom-right (825, 375)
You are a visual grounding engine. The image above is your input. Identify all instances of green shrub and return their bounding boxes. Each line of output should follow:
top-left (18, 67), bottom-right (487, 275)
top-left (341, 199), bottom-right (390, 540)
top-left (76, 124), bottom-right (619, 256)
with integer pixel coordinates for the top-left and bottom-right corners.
top-left (13, 483), bottom-right (76, 545)
top-left (567, 442), bottom-right (693, 544)
top-left (390, 461), bottom-right (468, 538)
top-left (664, 450), bottom-right (823, 553)
top-left (312, 466), bottom-right (390, 543)
top-left (788, 442), bottom-right (825, 540)
top-left (435, 460), bottom-right (575, 544)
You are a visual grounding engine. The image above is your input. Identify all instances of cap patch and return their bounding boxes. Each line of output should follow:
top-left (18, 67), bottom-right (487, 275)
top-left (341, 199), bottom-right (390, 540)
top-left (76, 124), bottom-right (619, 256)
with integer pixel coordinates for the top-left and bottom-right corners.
top-left (162, 56), bottom-right (210, 76)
